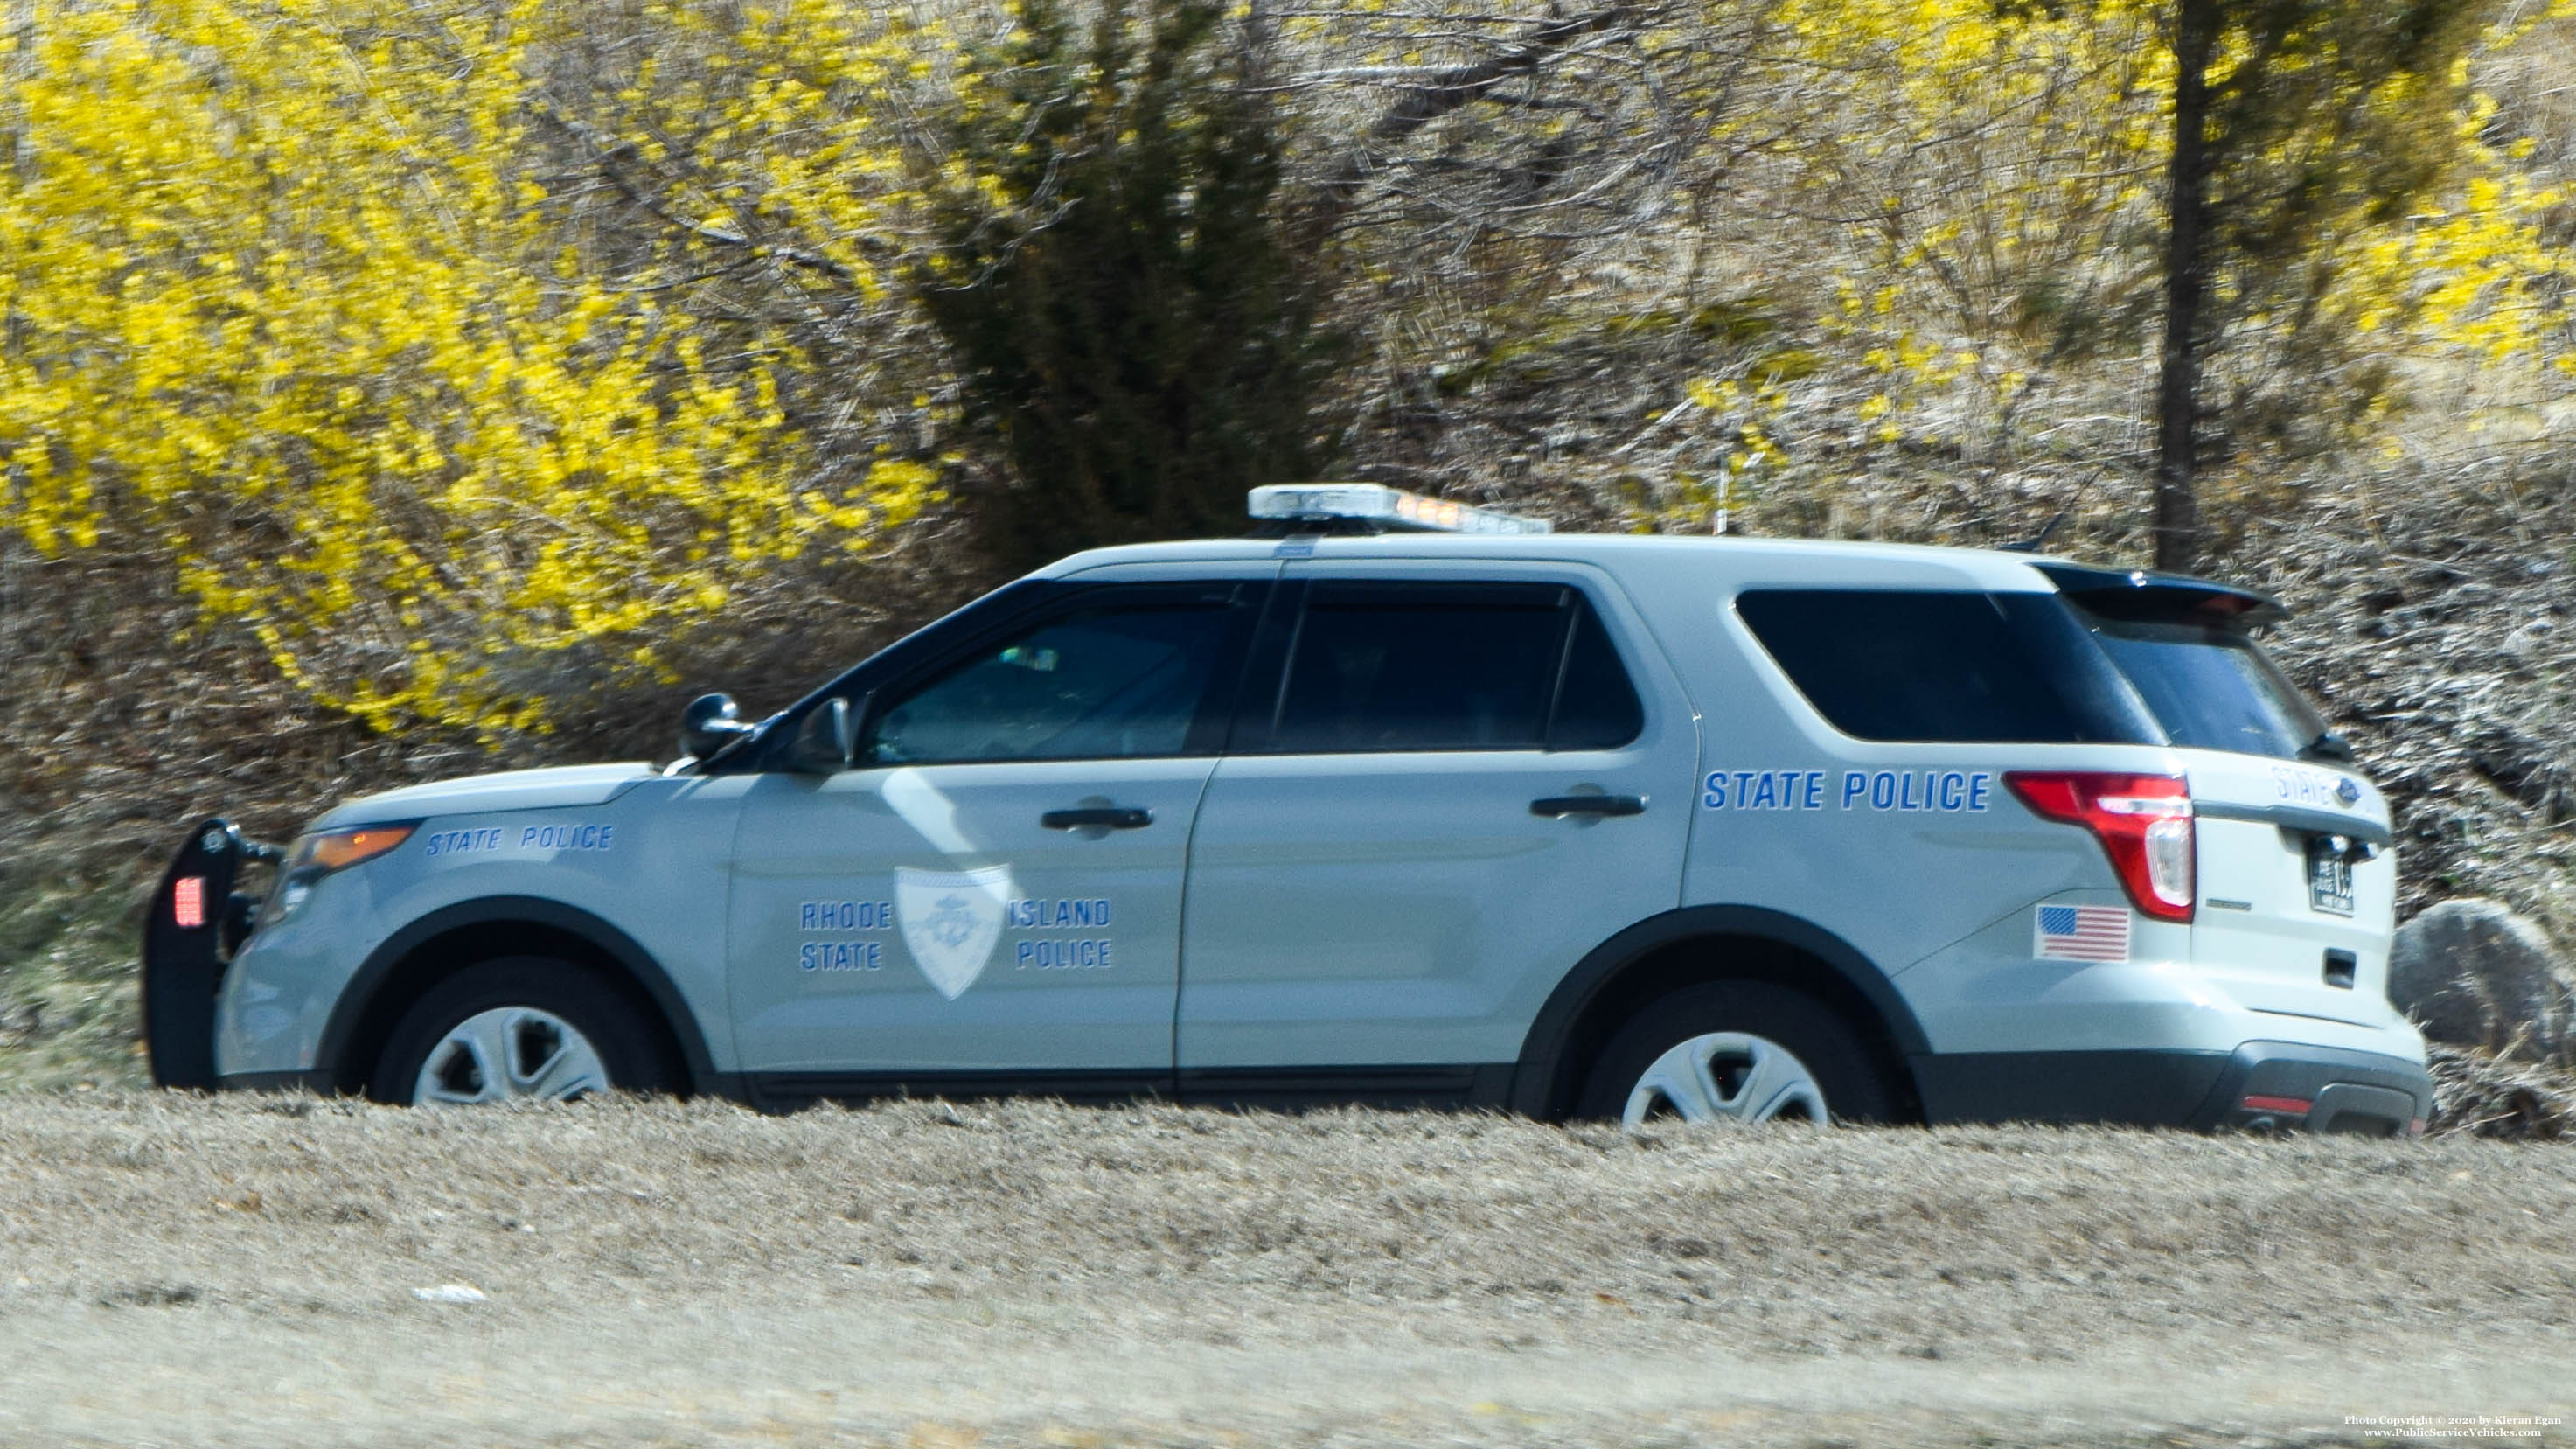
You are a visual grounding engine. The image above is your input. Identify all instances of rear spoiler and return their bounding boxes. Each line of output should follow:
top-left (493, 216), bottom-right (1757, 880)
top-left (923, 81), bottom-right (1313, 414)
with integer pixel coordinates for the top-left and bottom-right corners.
top-left (2033, 563), bottom-right (2287, 628)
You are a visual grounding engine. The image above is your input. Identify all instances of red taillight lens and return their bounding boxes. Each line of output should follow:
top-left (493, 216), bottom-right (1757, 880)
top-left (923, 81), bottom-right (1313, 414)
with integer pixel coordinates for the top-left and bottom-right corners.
top-left (2005, 771), bottom-right (2195, 923)
top-left (171, 875), bottom-right (206, 930)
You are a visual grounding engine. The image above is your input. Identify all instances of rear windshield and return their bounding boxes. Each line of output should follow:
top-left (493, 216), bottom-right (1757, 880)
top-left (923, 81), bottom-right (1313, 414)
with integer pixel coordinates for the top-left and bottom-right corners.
top-left (1736, 589), bottom-right (2160, 744)
top-left (2078, 614), bottom-right (2324, 761)
top-left (1737, 587), bottom-right (2327, 760)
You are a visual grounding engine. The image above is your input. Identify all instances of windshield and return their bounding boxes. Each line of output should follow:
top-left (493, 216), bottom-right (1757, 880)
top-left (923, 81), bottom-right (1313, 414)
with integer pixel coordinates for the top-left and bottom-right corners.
top-left (2078, 614), bottom-right (2325, 761)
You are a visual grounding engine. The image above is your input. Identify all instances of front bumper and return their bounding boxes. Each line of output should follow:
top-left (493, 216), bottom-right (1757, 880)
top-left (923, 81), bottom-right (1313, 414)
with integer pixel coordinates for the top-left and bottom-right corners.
top-left (1912, 1040), bottom-right (2433, 1135)
top-left (139, 818), bottom-right (277, 1090)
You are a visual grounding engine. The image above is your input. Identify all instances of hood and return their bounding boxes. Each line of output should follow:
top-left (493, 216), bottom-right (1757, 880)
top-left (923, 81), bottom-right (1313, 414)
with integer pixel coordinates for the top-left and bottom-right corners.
top-left (311, 763), bottom-right (658, 831)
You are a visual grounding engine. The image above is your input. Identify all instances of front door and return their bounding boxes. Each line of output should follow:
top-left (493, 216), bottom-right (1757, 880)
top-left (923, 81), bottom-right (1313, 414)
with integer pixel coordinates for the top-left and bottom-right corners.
top-left (728, 577), bottom-right (1264, 1088)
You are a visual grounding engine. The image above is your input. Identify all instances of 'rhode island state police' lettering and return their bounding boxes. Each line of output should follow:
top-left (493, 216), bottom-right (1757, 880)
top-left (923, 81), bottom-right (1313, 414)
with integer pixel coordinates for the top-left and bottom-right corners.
top-left (801, 941), bottom-right (884, 972)
top-left (1006, 895), bottom-right (1115, 972)
top-left (1703, 768), bottom-right (1992, 813)
top-left (1007, 898), bottom-right (1113, 929)
top-left (796, 899), bottom-right (893, 972)
top-left (800, 900), bottom-right (893, 931)
top-left (1018, 937), bottom-right (1112, 971)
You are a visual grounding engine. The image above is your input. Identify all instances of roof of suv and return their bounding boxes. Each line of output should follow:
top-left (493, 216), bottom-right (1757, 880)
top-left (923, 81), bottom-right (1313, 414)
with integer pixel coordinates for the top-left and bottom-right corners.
top-left (1038, 532), bottom-right (2073, 592)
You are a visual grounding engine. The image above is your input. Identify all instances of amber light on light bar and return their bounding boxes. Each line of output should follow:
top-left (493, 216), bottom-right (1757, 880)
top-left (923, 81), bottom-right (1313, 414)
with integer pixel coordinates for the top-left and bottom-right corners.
top-left (1246, 483), bottom-right (1553, 535)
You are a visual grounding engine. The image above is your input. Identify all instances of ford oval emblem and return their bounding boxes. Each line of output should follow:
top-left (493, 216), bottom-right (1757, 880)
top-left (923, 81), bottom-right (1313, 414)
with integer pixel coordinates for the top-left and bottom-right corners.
top-left (2335, 777), bottom-right (2361, 807)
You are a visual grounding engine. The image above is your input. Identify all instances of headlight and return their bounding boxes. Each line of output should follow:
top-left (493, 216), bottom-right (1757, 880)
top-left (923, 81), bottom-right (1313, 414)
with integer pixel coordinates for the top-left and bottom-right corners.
top-left (257, 821), bottom-right (418, 928)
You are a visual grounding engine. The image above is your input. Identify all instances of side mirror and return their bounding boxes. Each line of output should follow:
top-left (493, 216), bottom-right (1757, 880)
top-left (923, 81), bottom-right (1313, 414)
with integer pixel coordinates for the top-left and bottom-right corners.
top-left (790, 695), bottom-right (864, 775)
top-left (678, 692), bottom-right (755, 763)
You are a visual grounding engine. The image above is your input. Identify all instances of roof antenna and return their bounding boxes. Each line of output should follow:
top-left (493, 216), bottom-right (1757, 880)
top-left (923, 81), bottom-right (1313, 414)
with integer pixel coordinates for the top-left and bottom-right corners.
top-left (2000, 512), bottom-right (2066, 554)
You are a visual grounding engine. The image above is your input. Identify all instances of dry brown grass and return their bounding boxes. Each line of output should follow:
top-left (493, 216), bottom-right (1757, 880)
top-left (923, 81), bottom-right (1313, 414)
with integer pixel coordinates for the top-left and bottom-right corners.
top-left (2, 1094), bottom-right (2571, 1446)
top-left (2431, 1043), bottom-right (2576, 1139)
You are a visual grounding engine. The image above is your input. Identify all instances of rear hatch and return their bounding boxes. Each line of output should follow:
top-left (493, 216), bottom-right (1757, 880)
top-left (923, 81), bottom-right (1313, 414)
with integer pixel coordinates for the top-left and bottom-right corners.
top-left (2042, 566), bottom-right (2398, 1028)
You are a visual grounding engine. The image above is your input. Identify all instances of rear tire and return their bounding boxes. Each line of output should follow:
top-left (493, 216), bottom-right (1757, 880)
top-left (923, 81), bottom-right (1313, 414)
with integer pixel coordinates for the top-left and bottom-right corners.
top-left (370, 957), bottom-right (679, 1105)
top-left (1576, 981), bottom-right (1894, 1126)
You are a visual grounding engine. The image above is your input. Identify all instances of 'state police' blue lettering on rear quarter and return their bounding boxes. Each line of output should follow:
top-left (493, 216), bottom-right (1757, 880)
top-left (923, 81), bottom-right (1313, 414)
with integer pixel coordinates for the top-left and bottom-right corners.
top-left (1703, 769), bottom-right (1991, 813)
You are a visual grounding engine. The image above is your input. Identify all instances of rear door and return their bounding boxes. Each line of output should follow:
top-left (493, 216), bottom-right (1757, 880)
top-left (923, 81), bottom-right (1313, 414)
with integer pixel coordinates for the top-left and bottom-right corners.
top-left (1175, 561), bottom-right (1699, 1092)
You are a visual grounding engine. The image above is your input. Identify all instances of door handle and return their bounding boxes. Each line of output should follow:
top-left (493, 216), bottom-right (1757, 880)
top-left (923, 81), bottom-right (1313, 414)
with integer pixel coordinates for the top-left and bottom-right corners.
top-left (1531, 794), bottom-right (1647, 819)
top-left (1041, 806), bottom-right (1154, 831)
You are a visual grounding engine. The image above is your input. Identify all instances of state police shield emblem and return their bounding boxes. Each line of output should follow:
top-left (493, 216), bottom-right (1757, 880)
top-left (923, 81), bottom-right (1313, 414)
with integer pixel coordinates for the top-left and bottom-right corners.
top-left (894, 865), bottom-right (1013, 1000)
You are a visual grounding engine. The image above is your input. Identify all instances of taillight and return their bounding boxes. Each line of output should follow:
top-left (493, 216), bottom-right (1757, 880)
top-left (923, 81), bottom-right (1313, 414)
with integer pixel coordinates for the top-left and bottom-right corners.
top-left (2004, 771), bottom-right (2195, 923)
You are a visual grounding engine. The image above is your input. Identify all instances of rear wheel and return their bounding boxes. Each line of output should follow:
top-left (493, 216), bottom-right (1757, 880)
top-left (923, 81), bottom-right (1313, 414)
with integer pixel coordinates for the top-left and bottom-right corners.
top-left (1577, 981), bottom-right (1893, 1126)
top-left (371, 958), bottom-right (678, 1105)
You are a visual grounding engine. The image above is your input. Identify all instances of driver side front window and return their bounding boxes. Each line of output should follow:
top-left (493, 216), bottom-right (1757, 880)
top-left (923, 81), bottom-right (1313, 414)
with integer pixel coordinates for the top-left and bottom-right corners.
top-left (867, 593), bottom-right (1234, 764)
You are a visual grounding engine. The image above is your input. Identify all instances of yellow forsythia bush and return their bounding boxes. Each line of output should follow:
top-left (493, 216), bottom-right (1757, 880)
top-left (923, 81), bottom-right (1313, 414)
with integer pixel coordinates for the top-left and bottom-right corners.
top-left (0, 0), bottom-right (942, 733)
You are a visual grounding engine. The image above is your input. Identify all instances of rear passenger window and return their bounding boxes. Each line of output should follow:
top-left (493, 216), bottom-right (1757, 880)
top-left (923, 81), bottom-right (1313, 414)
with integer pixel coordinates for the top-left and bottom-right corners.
top-left (1263, 582), bottom-right (1643, 753)
top-left (1737, 589), bottom-right (2161, 744)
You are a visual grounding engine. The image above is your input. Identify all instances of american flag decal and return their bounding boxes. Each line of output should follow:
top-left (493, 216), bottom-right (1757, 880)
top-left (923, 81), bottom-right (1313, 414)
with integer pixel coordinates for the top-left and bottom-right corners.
top-left (171, 876), bottom-right (206, 930)
top-left (2034, 903), bottom-right (2129, 963)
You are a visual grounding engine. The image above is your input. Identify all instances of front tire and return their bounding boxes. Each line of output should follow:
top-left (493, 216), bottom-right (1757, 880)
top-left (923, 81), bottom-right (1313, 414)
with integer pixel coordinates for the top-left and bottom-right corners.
top-left (370, 958), bottom-right (678, 1105)
top-left (1576, 981), bottom-right (1894, 1126)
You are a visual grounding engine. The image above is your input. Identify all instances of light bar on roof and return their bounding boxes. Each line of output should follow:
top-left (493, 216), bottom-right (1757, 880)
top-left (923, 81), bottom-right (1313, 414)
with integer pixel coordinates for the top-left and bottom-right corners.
top-left (1247, 483), bottom-right (1552, 535)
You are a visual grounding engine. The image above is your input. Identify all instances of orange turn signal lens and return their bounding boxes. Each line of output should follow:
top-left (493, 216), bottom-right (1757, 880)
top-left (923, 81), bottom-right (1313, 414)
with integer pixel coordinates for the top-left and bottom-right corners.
top-left (304, 824), bottom-right (416, 872)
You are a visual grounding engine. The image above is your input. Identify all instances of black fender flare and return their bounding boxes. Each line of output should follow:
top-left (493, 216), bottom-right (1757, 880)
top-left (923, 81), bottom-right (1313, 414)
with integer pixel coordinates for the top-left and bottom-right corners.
top-left (315, 895), bottom-right (733, 1098)
top-left (1507, 904), bottom-right (1931, 1117)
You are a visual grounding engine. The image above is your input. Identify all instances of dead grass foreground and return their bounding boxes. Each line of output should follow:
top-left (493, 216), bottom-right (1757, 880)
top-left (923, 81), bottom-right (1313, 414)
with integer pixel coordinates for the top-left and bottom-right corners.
top-left (1, 1095), bottom-right (2573, 1447)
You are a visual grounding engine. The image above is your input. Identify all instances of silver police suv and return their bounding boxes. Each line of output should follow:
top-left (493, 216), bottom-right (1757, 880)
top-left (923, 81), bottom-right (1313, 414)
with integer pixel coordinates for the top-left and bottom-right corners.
top-left (143, 485), bottom-right (2432, 1132)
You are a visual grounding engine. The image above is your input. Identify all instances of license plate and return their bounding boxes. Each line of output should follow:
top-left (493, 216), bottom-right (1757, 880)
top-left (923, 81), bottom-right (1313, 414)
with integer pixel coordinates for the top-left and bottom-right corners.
top-left (2307, 836), bottom-right (2356, 916)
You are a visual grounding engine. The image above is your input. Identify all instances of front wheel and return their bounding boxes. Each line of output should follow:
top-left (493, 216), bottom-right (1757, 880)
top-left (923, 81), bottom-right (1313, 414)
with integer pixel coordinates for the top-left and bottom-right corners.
top-left (370, 958), bottom-right (678, 1105)
top-left (1576, 981), bottom-right (1893, 1126)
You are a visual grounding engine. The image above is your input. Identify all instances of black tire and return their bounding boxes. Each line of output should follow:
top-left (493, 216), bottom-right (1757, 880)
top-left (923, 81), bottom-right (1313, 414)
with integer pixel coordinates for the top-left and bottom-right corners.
top-left (369, 957), bottom-right (680, 1104)
top-left (1574, 980), bottom-right (1896, 1125)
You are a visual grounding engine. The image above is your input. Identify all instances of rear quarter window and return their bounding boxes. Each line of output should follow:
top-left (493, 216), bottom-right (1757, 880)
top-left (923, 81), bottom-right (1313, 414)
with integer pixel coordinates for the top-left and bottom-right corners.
top-left (1736, 589), bottom-right (2162, 744)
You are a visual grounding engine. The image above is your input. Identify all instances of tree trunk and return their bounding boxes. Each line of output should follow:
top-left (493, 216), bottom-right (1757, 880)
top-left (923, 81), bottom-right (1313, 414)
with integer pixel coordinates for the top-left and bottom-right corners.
top-left (2155, 0), bottom-right (2218, 574)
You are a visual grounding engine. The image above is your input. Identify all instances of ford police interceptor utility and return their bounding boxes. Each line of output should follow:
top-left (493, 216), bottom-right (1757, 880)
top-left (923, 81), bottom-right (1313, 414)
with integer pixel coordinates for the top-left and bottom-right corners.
top-left (142, 484), bottom-right (2433, 1133)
